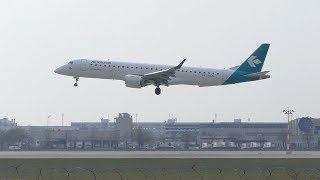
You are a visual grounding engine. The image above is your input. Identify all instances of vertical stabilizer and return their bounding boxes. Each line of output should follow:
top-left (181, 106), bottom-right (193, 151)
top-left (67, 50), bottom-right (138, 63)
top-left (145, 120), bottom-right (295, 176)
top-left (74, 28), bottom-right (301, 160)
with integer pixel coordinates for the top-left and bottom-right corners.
top-left (223, 44), bottom-right (270, 85)
top-left (235, 43), bottom-right (270, 74)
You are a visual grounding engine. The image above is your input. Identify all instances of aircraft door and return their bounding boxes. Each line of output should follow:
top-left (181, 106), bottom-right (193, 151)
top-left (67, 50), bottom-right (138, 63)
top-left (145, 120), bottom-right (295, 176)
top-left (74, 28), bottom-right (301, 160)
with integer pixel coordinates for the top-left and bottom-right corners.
top-left (80, 59), bottom-right (88, 71)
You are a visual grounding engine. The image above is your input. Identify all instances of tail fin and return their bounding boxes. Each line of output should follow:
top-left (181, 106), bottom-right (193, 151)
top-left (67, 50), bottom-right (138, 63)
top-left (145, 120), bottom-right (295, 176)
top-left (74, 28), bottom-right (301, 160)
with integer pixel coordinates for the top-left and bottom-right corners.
top-left (234, 43), bottom-right (270, 74)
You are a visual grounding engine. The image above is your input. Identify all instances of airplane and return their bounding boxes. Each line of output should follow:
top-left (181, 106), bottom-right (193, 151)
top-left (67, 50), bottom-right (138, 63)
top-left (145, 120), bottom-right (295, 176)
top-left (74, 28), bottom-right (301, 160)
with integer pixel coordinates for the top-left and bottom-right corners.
top-left (55, 43), bottom-right (270, 95)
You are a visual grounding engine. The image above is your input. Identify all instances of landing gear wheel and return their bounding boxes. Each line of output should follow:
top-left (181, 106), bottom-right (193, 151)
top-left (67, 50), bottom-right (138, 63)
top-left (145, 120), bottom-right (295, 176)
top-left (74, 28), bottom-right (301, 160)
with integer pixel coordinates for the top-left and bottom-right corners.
top-left (155, 87), bottom-right (161, 95)
top-left (73, 77), bottom-right (79, 87)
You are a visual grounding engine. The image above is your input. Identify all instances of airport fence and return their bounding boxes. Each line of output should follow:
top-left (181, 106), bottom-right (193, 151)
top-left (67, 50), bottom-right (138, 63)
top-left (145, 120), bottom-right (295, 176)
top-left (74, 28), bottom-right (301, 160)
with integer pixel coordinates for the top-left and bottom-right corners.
top-left (1, 162), bottom-right (320, 180)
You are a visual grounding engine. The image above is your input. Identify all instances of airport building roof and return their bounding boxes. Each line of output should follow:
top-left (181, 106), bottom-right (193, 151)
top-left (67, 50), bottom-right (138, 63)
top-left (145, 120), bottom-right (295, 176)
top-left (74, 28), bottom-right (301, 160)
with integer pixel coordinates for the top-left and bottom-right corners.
top-left (200, 122), bottom-right (288, 129)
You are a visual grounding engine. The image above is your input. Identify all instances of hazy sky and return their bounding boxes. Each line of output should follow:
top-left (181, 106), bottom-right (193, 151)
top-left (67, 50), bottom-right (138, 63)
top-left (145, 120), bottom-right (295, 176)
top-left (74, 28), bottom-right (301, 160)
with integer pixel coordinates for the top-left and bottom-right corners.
top-left (0, 0), bottom-right (319, 126)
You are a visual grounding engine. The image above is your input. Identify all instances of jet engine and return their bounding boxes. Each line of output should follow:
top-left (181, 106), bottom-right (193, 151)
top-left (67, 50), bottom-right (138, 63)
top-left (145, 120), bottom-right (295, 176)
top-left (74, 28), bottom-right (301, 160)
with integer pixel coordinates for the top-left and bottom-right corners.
top-left (124, 75), bottom-right (146, 88)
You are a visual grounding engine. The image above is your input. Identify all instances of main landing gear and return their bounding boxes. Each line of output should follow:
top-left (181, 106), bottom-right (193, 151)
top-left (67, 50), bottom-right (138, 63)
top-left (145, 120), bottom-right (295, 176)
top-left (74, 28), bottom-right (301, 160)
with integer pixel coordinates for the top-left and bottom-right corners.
top-left (74, 77), bottom-right (79, 87)
top-left (155, 86), bottom-right (161, 95)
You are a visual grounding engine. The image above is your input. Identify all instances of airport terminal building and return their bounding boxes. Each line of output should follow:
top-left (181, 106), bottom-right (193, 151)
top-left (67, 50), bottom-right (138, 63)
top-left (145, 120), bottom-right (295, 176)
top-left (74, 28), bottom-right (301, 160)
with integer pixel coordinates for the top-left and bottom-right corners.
top-left (289, 117), bottom-right (320, 149)
top-left (0, 114), bottom-right (319, 150)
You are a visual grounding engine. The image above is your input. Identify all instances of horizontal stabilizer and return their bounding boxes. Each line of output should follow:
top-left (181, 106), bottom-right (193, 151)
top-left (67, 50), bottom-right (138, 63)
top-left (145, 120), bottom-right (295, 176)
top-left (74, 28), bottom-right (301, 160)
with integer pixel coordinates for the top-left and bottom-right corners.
top-left (244, 71), bottom-right (270, 79)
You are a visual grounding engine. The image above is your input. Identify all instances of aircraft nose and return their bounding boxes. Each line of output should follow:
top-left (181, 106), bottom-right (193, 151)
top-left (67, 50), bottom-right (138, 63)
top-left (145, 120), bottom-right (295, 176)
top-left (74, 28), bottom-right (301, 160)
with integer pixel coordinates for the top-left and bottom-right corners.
top-left (54, 66), bottom-right (64, 75)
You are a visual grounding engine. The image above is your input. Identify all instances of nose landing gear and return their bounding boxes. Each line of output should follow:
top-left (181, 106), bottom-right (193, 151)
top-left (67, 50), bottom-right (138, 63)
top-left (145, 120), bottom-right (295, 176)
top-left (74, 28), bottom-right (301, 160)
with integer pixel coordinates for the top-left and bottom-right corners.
top-left (74, 77), bottom-right (79, 87)
top-left (155, 86), bottom-right (161, 95)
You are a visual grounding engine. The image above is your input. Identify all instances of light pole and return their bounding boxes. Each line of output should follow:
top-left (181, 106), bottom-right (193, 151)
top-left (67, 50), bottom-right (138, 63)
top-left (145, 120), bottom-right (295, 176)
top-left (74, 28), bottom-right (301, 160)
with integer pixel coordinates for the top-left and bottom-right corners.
top-left (283, 108), bottom-right (294, 151)
top-left (47, 114), bottom-right (52, 127)
top-left (61, 113), bottom-right (64, 126)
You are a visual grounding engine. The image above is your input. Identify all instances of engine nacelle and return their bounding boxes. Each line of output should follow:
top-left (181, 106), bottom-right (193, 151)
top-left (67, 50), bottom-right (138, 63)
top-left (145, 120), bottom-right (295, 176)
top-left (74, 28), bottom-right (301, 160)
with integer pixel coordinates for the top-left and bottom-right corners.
top-left (124, 75), bottom-right (145, 88)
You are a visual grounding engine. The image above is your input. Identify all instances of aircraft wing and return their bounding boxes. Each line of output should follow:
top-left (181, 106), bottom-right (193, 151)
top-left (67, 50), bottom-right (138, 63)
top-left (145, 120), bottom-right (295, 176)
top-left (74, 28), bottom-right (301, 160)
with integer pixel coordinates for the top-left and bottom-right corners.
top-left (141, 59), bottom-right (186, 86)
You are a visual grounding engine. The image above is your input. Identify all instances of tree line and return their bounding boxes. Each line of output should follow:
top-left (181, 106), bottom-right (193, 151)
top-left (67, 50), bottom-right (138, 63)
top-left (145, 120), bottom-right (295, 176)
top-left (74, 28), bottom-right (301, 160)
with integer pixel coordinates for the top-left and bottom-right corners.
top-left (0, 128), bottom-right (32, 150)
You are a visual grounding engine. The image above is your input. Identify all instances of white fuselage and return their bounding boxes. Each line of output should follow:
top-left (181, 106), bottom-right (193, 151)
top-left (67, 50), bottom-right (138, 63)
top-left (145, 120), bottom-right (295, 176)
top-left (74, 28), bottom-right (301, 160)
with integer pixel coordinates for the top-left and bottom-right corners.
top-left (55, 59), bottom-right (235, 87)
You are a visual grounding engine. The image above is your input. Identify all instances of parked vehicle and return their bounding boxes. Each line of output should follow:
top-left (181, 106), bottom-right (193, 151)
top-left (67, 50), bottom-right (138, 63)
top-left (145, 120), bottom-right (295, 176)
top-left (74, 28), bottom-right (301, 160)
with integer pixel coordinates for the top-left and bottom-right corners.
top-left (8, 145), bottom-right (21, 151)
top-left (76, 141), bottom-right (83, 149)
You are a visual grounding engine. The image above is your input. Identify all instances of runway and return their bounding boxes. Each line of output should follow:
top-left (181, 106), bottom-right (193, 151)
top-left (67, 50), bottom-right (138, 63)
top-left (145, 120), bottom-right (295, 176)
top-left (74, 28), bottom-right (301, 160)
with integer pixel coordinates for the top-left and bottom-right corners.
top-left (0, 151), bottom-right (320, 159)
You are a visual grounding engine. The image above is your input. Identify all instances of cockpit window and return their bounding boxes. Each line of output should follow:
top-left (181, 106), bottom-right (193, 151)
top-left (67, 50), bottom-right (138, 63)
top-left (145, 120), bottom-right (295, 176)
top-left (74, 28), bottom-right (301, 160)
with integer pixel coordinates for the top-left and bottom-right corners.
top-left (68, 61), bottom-right (73, 64)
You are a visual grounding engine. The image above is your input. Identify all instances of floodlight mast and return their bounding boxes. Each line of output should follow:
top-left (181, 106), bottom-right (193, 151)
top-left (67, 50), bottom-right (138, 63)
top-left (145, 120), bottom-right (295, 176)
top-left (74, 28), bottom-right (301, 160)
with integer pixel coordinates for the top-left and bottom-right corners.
top-left (61, 113), bottom-right (64, 126)
top-left (47, 114), bottom-right (52, 127)
top-left (283, 108), bottom-right (294, 151)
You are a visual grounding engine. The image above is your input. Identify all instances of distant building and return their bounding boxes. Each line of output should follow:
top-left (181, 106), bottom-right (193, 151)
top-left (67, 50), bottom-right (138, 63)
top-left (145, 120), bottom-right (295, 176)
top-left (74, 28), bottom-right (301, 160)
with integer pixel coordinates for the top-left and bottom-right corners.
top-left (11, 113), bottom-right (320, 150)
top-left (115, 113), bottom-right (133, 142)
top-left (164, 121), bottom-right (200, 142)
top-left (133, 122), bottom-right (164, 140)
top-left (23, 125), bottom-right (119, 149)
top-left (290, 117), bottom-right (320, 149)
top-left (199, 121), bottom-right (288, 148)
top-left (0, 118), bottom-right (17, 130)
top-left (71, 118), bottom-right (111, 130)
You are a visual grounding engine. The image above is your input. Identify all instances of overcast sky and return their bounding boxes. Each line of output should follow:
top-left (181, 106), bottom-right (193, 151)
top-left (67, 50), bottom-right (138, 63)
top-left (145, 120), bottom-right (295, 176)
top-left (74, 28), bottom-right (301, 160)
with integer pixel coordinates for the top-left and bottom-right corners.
top-left (0, 0), bottom-right (319, 126)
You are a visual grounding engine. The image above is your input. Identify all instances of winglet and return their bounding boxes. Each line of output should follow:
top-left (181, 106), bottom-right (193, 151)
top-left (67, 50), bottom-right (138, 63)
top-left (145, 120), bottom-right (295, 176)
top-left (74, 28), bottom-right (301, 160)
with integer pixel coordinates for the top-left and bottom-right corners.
top-left (174, 59), bottom-right (186, 69)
